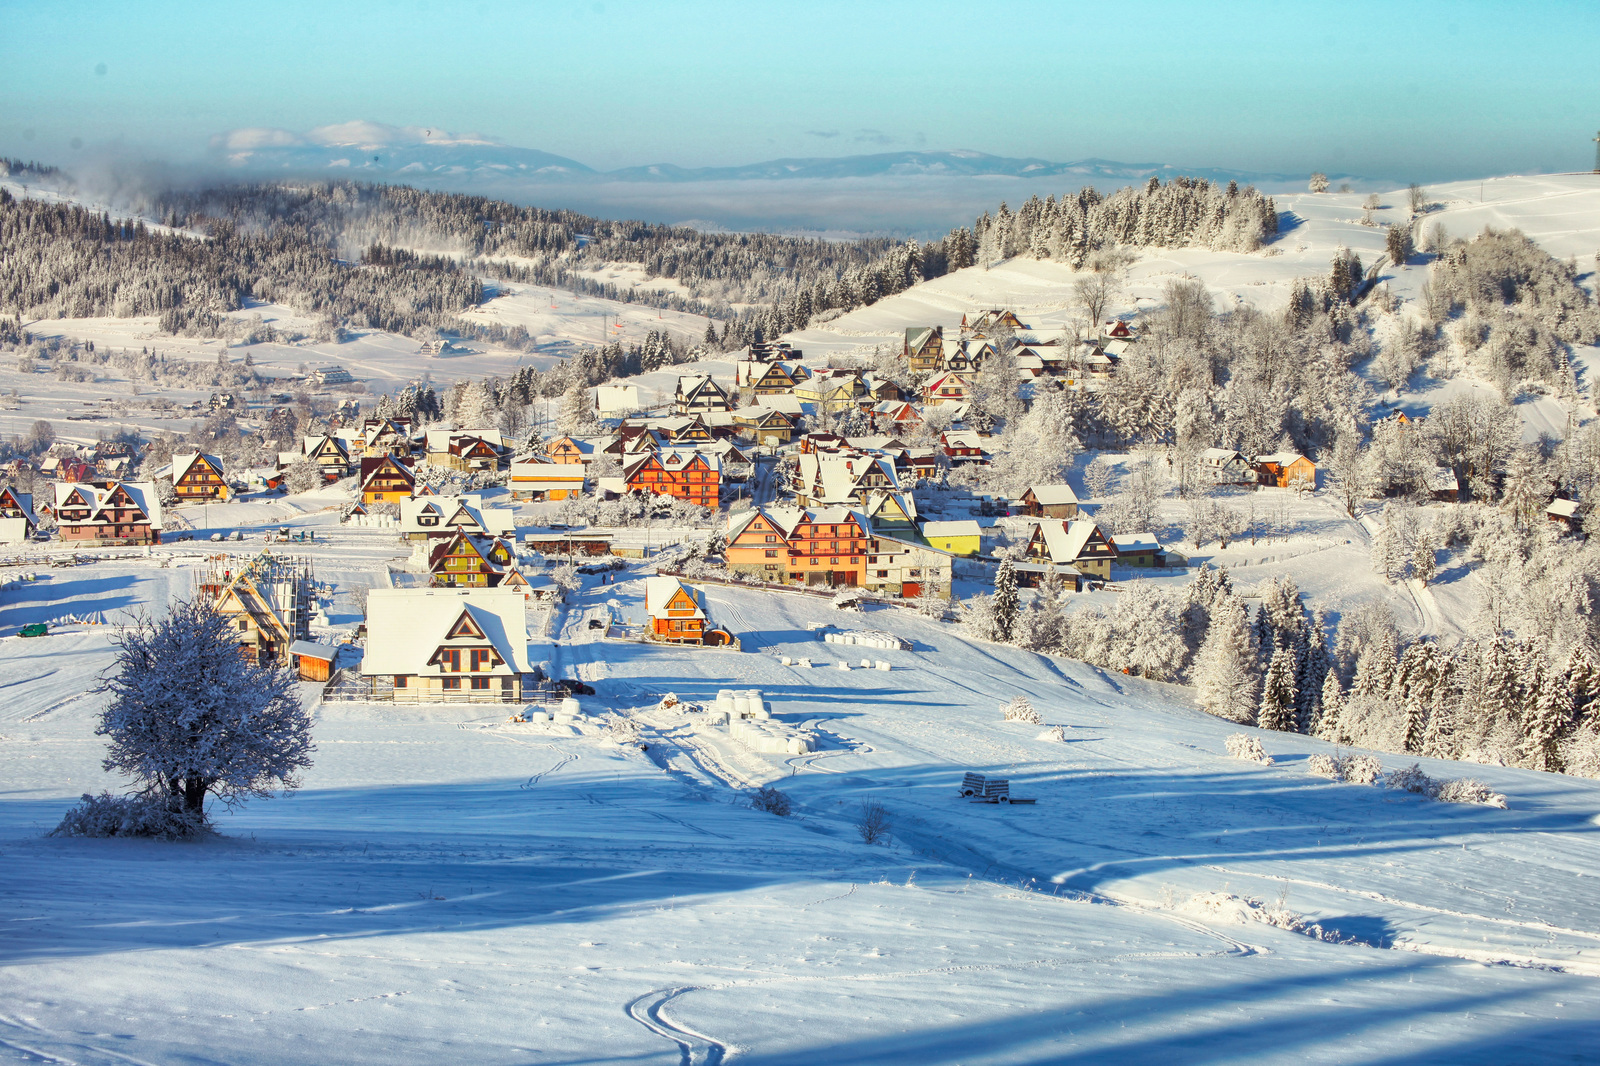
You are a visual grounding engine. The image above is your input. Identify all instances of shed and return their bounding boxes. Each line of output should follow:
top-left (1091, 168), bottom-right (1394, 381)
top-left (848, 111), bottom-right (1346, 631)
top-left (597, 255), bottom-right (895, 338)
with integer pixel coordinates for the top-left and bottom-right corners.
top-left (921, 520), bottom-right (983, 556)
top-left (1020, 484), bottom-right (1081, 518)
top-left (289, 639), bottom-right (340, 682)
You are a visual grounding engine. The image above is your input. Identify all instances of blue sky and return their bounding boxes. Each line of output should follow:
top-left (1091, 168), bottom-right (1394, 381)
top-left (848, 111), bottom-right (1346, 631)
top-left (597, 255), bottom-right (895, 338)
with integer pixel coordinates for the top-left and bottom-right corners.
top-left (3, 0), bottom-right (1599, 180)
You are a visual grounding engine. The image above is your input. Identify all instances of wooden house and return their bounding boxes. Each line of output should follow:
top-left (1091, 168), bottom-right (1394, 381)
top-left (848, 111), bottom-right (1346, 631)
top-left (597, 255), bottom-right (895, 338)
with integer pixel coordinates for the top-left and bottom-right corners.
top-left (197, 550), bottom-right (314, 665)
top-left (1427, 467), bottom-right (1460, 503)
top-left (427, 431), bottom-right (510, 472)
top-left (920, 520), bottom-right (982, 557)
top-left (793, 369), bottom-right (867, 413)
top-left (733, 405), bottom-right (796, 447)
top-left (0, 487), bottom-right (38, 543)
top-left (427, 532), bottom-right (524, 590)
top-left (940, 430), bottom-right (988, 465)
top-left (359, 455), bottom-right (417, 504)
top-left (510, 460), bottom-right (587, 501)
top-left (1254, 452), bottom-right (1317, 490)
top-left (871, 400), bottom-right (922, 430)
top-left (904, 326), bottom-right (945, 373)
top-left (52, 481), bottom-right (163, 546)
top-left (735, 361), bottom-right (808, 399)
top-left (1198, 448), bottom-right (1254, 486)
top-left (361, 588), bottom-right (532, 701)
top-left (962, 310), bottom-right (1027, 335)
top-left (1020, 484), bottom-right (1080, 519)
top-left (301, 435), bottom-right (354, 480)
top-left (1110, 533), bottom-right (1161, 568)
top-left (172, 452), bottom-right (230, 502)
top-left (1026, 518), bottom-right (1117, 580)
top-left (923, 371), bottom-right (972, 406)
top-left (623, 449), bottom-right (720, 508)
top-left (675, 375), bottom-right (731, 416)
top-left (400, 494), bottom-right (516, 541)
top-left (726, 507), bottom-right (803, 581)
top-left (1548, 498), bottom-right (1583, 534)
top-left (645, 576), bottom-right (731, 644)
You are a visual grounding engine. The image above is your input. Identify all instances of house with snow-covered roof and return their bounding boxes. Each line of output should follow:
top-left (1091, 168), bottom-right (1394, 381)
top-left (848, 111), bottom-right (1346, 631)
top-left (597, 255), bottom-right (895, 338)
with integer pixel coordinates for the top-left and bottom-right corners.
top-left (1026, 518), bottom-right (1117, 580)
top-left (362, 588), bottom-right (532, 701)
top-left (1019, 484), bottom-right (1080, 519)
top-left (172, 452), bottom-right (230, 502)
top-left (400, 494), bottom-right (517, 541)
top-left (53, 481), bottom-right (163, 546)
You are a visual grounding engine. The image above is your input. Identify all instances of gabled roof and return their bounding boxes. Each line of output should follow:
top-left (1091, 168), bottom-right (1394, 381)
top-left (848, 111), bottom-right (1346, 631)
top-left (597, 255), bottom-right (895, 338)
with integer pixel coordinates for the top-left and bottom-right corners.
top-left (1033, 519), bottom-right (1108, 563)
top-left (362, 589), bottom-right (532, 675)
top-left (645, 576), bottom-right (707, 620)
top-left (922, 520), bottom-right (981, 538)
top-left (173, 452), bottom-right (224, 482)
top-left (1026, 484), bottom-right (1079, 506)
top-left (1549, 498), bottom-right (1580, 518)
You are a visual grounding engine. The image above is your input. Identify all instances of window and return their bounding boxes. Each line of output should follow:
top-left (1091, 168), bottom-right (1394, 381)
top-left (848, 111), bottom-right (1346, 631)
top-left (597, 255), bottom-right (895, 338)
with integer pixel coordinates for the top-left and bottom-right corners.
top-left (764, 549), bottom-right (778, 558)
top-left (442, 677), bottom-right (461, 690)
top-left (440, 649), bottom-right (461, 672)
top-left (395, 675), bottom-right (408, 688)
top-left (238, 620), bottom-right (249, 632)
top-left (764, 534), bottom-right (777, 543)
top-left (470, 677), bottom-right (491, 690)
top-left (470, 649), bottom-right (491, 671)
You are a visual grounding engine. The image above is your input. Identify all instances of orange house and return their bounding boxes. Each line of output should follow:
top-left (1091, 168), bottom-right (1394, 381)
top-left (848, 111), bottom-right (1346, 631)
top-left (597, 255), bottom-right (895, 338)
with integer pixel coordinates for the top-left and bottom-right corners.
top-left (646, 575), bottom-right (708, 643)
top-left (1255, 452), bottom-right (1317, 490)
top-left (623, 450), bottom-right (720, 508)
top-left (172, 452), bottom-right (229, 501)
top-left (726, 508), bottom-right (800, 580)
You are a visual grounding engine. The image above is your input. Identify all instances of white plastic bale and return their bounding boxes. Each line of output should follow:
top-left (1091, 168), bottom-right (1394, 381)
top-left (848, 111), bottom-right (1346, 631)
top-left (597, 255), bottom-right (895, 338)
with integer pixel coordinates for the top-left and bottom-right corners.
top-left (787, 736), bottom-right (811, 754)
top-left (780, 656), bottom-right (792, 666)
top-left (733, 694), bottom-right (752, 717)
top-left (876, 661), bottom-right (891, 671)
top-left (860, 659), bottom-right (872, 668)
top-left (561, 697), bottom-right (582, 715)
top-left (837, 661), bottom-right (851, 670)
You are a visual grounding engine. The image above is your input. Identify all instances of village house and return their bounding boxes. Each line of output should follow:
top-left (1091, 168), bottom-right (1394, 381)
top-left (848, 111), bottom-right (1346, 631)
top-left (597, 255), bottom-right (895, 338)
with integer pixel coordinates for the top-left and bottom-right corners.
top-left (735, 360), bottom-right (809, 401)
top-left (746, 338), bottom-right (803, 362)
top-left (425, 429), bottom-right (510, 472)
top-left (1428, 467), bottom-right (1461, 503)
top-left (0, 486), bottom-right (38, 544)
top-left (923, 371), bottom-right (972, 406)
top-left (865, 534), bottom-right (954, 600)
top-left (903, 326), bottom-right (945, 374)
top-left (785, 506), bottom-right (872, 588)
top-left (733, 404), bottom-right (797, 447)
top-left (793, 450), bottom-right (901, 507)
top-left (962, 309), bottom-right (1027, 335)
top-left (297, 434), bottom-right (354, 481)
top-left (1019, 484), bottom-right (1080, 519)
top-left (1026, 518), bottom-right (1118, 580)
top-left (542, 435), bottom-right (600, 465)
top-left (1110, 533), bottom-right (1162, 568)
top-left (288, 640), bottom-right (341, 682)
top-left (172, 451), bottom-right (230, 502)
top-left (358, 417), bottom-right (420, 459)
top-left (359, 455), bottom-right (417, 504)
top-left (197, 550), bottom-right (314, 665)
top-left (399, 494), bottom-right (517, 541)
top-left (1548, 498), bottom-right (1583, 534)
top-left (793, 369), bottom-right (868, 413)
top-left (509, 459), bottom-right (587, 501)
top-left (594, 384), bottom-right (642, 419)
top-left (1254, 451), bottom-right (1317, 490)
top-left (871, 399), bottom-right (921, 431)
top-left (427, 532), bottom-right (527, 591)
top-left (942, 338), bottom-right (992, 374)
top-left (622, 449), bottom-right (721, 508)
top-left (675, 375), bottom-right (732, 416)
top-left (1198, 448), bottom-right (1255, 485)
top-left (52, 481), bottom-right (163, 546)
top-left (920, 520), bottom-right (982, 556)
top-left (645, 575), bottom-right (732, 645)
top-left (361, 588), bottom-right (533, 702)
top-left (940, 430), bottom-right (988, 466)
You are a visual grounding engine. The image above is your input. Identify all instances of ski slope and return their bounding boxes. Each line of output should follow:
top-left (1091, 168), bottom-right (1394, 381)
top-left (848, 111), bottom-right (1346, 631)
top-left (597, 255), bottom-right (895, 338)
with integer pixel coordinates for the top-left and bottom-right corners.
top-left (4, 553), bottom-right (1600, 1064)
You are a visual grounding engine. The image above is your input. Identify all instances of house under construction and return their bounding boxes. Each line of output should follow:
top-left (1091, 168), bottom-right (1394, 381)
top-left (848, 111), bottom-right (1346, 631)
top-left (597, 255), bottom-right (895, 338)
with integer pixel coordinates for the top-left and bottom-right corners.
top-left (196, 550), bottom-right (316, 665)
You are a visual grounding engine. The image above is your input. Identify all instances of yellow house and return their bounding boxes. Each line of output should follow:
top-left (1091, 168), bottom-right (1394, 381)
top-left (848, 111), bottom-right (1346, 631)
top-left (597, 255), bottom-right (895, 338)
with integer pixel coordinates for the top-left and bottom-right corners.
top-left (920, 519), bottom-right (982, 557)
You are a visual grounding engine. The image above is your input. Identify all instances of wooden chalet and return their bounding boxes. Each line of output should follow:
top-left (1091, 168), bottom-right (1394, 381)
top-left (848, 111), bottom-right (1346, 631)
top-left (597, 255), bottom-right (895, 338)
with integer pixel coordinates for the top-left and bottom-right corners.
top-left (1019, 484), bottom-right (1080, 519)
top-left (623, 449), bottom-right (720, 508)
top-left (794, 369), bottom-right (867, 413)
top-left (1199, 448), bottom-right (1254, 486)
top-left (427, 431), bottom-right (510, 472)
top-left (736, 360), bottom-right (808, 399)
top-left (733, 405), bottom-right (796, 447)
top-left (300, 435), bottom-right (354, 480)
top-left (427, 532), bottom-right (525, 591)
top-left (1254, 452), bottom-right (1317, 490)
top-left (1026, 518), bottom-right (1117, 580)
top-left (675, 375), bottom-right (731, 416)
top-left (0, 487), bottom-right (38, 544)
top-left (359, 455), bottom-right (417, 504)
top-left (172, 451), bottom-right (229, 502)
top-left (53, 481), bottom-right (162, 546)
top-left (962, 309), bottom-right (1027, 335)
top-left (645, 575), bottom-right (728, 644)
top-left (1548, 498), bottom-right (1583, 534)
top-left (544, 435), bottom-right (599, 465)
top-left (923, 371), bottom-right (972, 406)
top-left (904, 326), bottom-right (945, 374)
top-left (940, 431), bottom-right (988, 466)
top-left (197, 550), bottom-right (313, 664)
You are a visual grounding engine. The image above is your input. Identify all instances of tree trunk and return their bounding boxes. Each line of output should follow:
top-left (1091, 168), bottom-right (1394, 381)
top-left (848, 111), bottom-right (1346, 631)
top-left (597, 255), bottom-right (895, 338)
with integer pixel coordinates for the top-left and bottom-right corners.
top-left (182, 777), bottom-right (208, 815)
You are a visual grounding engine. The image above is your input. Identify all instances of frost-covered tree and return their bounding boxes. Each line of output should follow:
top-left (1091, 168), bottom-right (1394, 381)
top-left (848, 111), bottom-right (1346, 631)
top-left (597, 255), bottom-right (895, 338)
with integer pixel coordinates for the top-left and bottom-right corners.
top-left (1258, 645), bottom-right (1298, 732)
top-left (992, 559), bottom-right (1020, 644)
top-left (1309, 172), bottom-right (1330, 194)
top-left (1317, 669), bottom-right (1347, 743)
top-left (1523, 651), bottom-right (1574, 772)
top-left (1194, 594), bottom-right (1259, 723)
top-left (95, 600), bottom-right (313, 820)
top-left (1084, 455), bottom-right (1114, 499)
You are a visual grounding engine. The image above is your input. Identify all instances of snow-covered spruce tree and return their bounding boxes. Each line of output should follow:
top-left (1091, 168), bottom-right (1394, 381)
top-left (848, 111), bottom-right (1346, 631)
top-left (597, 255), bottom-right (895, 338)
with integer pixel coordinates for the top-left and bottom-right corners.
top-left (1523, 651), bottom-right (1574, 773)
top-left (94, 600), bottom-right (313, 824)
top-left (1194, 594), bottom-right (1259, 724)
top-left (1258, 645), bottom-right (1299, 732)
top-left (1317, 669), bottom-right (1347, 744)
top-left (992, 559), bottom-right (1020, 644)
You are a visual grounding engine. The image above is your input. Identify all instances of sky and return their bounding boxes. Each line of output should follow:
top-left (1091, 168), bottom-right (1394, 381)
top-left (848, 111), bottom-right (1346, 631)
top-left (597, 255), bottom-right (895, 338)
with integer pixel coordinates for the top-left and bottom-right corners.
top-left (3, 0), bottom-right (1600, 181)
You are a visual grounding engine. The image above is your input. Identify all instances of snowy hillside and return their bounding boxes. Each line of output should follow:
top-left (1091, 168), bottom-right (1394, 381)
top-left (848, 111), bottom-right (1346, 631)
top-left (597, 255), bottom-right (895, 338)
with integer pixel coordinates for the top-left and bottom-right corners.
top-left (5, 547), bottom-right (1600, 1063)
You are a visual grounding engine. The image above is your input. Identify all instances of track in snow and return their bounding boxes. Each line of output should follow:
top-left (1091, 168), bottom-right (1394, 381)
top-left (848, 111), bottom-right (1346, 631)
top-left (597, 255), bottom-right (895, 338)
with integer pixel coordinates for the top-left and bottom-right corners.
top-left (624, 987), bottom-right (726, 1066)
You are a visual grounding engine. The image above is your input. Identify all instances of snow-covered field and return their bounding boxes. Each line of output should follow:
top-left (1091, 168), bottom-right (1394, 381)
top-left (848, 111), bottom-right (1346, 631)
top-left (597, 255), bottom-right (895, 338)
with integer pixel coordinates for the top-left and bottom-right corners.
top-left (4, 524), bottom-right (1600, 1063)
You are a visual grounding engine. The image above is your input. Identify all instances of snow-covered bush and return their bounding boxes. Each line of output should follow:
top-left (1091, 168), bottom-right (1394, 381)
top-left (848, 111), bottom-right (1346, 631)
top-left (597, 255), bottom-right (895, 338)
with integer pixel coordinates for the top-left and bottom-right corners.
top-left (1307, 753), bottom-right (1341, 779)
top-left (750, 786), bottom-right (792, 816)
top-left (1434, 777), bottom-right (1508, 808)
top-left (1002, 696), bottom-right (1042, 725)
top-left (1225, 733), bottom-right (1274, 765)
top-left (1384, 763), bottom-right (1434, 794)
top-left (1036, 725), bottom-right (1067, 742)
top-left (1339, 754), bottom-right (1383, 785)
top-left (549, 562), bottom-right (580, 597)
top-left (50, 791), bottom-right (210, 840)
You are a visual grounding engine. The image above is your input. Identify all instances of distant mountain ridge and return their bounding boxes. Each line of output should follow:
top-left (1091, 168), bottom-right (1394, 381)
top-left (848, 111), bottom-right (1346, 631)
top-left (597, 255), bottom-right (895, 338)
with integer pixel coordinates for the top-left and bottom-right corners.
top-left (211, 123), bottom-right (1300, 188)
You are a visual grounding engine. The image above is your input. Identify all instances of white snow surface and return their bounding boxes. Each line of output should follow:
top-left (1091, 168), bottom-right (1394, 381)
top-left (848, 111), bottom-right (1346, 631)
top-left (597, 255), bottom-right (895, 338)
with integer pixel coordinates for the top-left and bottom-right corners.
top-left (4, 540), bottom-right (1600, 1063)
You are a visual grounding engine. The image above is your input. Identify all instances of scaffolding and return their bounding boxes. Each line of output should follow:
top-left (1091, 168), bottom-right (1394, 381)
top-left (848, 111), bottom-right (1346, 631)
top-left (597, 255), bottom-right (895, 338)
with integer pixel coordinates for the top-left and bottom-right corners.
top-left (196, 549), bottom-right (316, 663)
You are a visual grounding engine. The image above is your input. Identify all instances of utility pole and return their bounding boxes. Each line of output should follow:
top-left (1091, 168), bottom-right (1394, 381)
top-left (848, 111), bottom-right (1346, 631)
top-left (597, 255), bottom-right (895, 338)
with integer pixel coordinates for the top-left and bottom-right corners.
top-left (1593, 130), bottom-right (1600, 174)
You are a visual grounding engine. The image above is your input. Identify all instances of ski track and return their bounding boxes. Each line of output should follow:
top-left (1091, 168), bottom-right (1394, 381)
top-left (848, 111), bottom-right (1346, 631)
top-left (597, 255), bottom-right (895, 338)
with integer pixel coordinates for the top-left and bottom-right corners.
top-left (624, 988), bottom-right (727, 1066)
